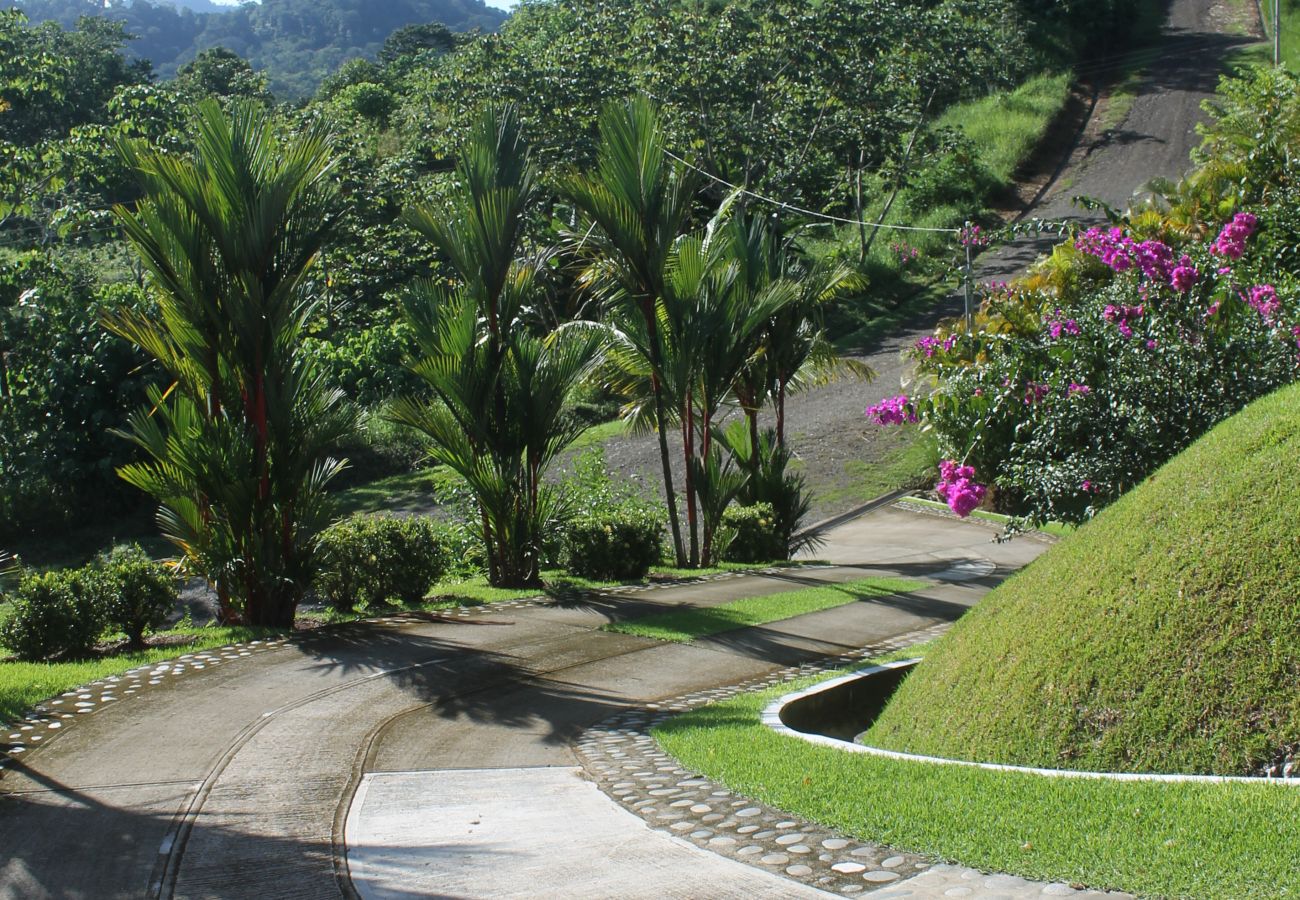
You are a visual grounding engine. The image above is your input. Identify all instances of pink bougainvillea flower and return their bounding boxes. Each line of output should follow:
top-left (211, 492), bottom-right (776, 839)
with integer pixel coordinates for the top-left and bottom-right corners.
top-left (865, 395), bottom-right (918, 426)
top-left (936, 460), bottom-right (986, 518)
top-left (1248, 284), bottom-right (1281, 322)
top-left (1169, 257), bottom-right (1199, 293)
top-left (1212, 212), bottom-right (1258, 260)
top-left (1067, 382), bottom-right (1091, 396)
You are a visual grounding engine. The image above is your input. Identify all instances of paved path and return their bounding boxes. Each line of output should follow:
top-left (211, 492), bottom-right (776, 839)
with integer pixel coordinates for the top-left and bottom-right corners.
top-left (0, 504), bottom-right (1072, 899)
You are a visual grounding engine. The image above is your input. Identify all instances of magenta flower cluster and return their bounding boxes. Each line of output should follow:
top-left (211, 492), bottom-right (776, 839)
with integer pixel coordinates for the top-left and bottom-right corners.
top-left (1075, 227), bottom-right (1135, 272)
top-left (1047, 309), bottom-right (1080, 339)
top-left (936, 460), bottom-right (986, 518)
top-left (891, 241), bottom-right (920, 266)
top-left (1076, 228), bottom-right (1209, 294)
top-left (959, 225), bottom-right (990, 248)
top-left (1248, 284), bottom-right (1281, 322)
top-left (865, 394), bottom-right (918, 426)
top-left (1103, 303), bottom-right (1145, 338)
top-left (1169, 256), bottom-right (1199, 292)
top-left (915, 334), bottom-right (958, 358)
top-left (1067, 382), bottom-right (1091, 396)
top-left (1023, 382), bottom-right (1050, 406)
top-left (1211, 212), bottom-right (1258, 260)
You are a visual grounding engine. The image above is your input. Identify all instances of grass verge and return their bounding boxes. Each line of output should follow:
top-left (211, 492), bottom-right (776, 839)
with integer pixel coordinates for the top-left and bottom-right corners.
top-left (935, 72), bottom-right (1073, 186)
top-left (812, 428), bottom-right (938, 508)
top-left (603, 576), bottom-right (923, 643)
top-left (898, 496), bottom-right (1073, 538)
top-left (653, 654), bottom-right (1300, 900)
top-left (3, 561), bottom-right (798, 724)
top-left (0, 626), bottom-right (282, 724)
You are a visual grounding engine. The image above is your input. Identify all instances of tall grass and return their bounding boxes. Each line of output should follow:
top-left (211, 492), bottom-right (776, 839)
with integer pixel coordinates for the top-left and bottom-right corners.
top-left (935, 73), bottom-right (1072, 186)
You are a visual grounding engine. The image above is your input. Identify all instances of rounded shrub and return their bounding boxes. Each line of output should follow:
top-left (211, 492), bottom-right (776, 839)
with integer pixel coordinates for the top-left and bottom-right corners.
top-left (0, 568), bottom-right (107, 661)
top-left (98, 544), bottom-right (178, 649)
top-left (564, 508), bottom-right (663, 581)
top-left (315, 514), bottom-right (446, 612)
top-left (719, 503), bottom-right (786, 563)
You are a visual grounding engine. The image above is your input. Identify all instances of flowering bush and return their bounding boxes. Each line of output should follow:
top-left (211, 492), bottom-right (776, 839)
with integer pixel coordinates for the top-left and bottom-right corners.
top-left (879, 212), bottom-right (1298, 524)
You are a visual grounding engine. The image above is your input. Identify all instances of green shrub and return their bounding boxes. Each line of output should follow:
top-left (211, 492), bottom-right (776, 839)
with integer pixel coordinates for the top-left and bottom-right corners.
top-left (0, 569), bottom-right (107, 661)
top-left (315, 514), bottom-right (446, 612)
top-left (719, 503), bottom-right (786, 564)
top-left (564, 508), bottom-right (663, 581)
top-left (97, 544), bottom-right (178, 650)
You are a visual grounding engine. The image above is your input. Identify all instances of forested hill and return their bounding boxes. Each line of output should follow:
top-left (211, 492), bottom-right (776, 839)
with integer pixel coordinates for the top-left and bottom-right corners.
top-left (4, 0), bottom-right (508, 97)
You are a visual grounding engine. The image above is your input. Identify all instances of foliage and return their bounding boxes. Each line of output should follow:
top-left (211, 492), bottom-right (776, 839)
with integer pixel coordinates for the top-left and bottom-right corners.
top-left (563, 509), bottom-right (663, 582)
top-left (0, 253), bottom-right (155, 536)
top-left (96, 543), bottom-right (177, 649)
top-left (0, 567), bottom-right (106, 660)
top-left (109, 100), bottom-right (354, 627)
top-left (12, 0), bottom-right (506, 98)
top-left (390, 106), bottom-right (605, 587)
top-left (868, 382), bottom-right (1300, 777)
top-left (314, 514), bottom-right (446, 612)
top-left (717, 502), bottom-right (785, 564)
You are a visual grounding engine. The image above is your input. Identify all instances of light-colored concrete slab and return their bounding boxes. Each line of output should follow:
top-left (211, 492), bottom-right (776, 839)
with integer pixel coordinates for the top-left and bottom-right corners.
top-left (346, 767), bottom-right (836, 899)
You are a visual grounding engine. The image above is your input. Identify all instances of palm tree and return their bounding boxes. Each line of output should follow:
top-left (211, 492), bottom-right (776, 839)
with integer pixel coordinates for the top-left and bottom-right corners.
top-left (390, 107), bottom-right (604, 588)
top-left (560, 96), bottom-right (698, 568)
top-left (107, 100), bottom-right (353, 628)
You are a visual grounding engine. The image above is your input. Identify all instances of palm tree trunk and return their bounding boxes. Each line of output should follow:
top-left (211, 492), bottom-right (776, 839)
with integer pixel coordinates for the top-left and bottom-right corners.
top-left (776, 379), bottom-right (787, 449)
top-left (747, 406), bottom-right (761, 489)
top-left (650, 374), bottom-right (686, 568)
top-left (683, 401), bottom-right (699, 568)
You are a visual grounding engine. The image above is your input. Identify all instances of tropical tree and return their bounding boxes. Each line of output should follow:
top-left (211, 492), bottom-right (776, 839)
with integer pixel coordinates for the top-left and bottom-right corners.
top-left (390, 106), bottom-right (605, 588)
top-left (107, 99), bottom-right (353, 628)
top-left (561, 97), bottom-right (698, 567)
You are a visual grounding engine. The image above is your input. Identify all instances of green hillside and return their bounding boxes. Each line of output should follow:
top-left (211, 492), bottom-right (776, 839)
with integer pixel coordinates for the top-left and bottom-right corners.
top-left (866, 382), bottom-right (1300, 776)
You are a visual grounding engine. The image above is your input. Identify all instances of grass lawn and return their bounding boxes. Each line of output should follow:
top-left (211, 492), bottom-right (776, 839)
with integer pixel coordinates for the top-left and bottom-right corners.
top-left (603, 576), bottom-right (923, 643)
top-left (332, 467), bottom-right (448, 517)
top-left (653, 652), bottom-right (1300, 900)
top-left (0, 626), bottom-right (283, 724)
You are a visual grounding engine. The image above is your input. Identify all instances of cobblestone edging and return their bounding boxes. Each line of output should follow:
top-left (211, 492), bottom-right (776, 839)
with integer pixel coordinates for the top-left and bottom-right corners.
top-left (574, 625), bottom-right (1130, 899)
top-left (573, 624), bottom-right (951, 896)
top-left (0, 565), bottom-right (812, 776)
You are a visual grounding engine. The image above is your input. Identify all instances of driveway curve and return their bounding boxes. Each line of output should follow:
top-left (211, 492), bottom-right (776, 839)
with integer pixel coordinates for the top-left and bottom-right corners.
top-left (0, 505), bottom-right (1047, 899)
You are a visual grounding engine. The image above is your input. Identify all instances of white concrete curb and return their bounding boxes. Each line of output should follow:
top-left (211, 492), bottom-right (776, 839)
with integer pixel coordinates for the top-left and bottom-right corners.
top-left (762, 660), bottom-right (1300, 787)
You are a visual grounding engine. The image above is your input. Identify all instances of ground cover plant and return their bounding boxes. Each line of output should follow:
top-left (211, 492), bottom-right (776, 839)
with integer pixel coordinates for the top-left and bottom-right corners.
top-left (653, 652), bottom-right (1300, 900)
top-left (604, 576), bottom-right (923, 643)
top-left (866, 381), bottom-right (1300, 777)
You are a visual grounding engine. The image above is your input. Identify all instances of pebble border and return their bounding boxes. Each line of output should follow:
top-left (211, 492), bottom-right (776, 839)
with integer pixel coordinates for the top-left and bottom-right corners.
top-left (573, 624), bottom-right (952, 896)
top-left (0, 565), bottom-right (816, 776)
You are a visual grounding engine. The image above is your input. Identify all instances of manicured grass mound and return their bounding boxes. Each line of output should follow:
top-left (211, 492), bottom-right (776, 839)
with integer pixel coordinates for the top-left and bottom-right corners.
top-left (866, 383), bottom-right (1300, 776)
